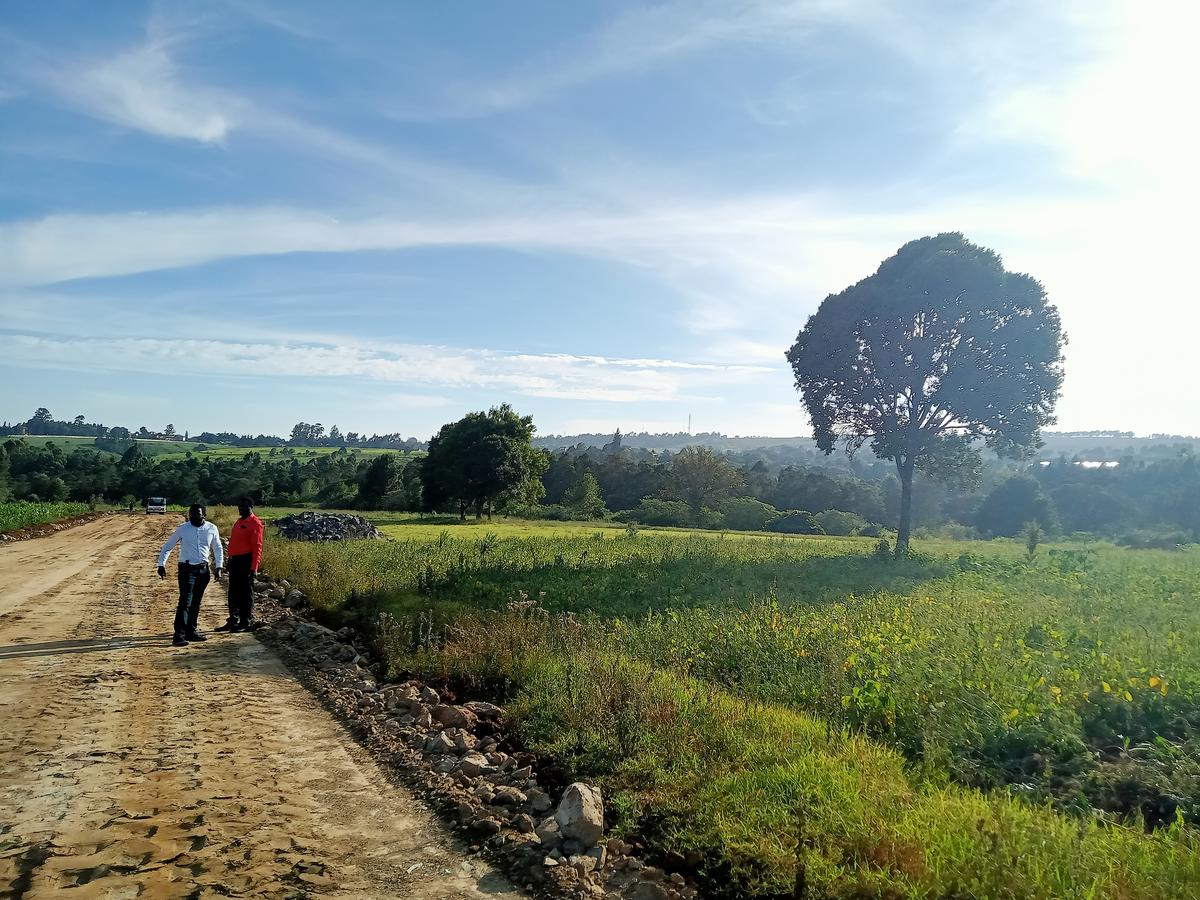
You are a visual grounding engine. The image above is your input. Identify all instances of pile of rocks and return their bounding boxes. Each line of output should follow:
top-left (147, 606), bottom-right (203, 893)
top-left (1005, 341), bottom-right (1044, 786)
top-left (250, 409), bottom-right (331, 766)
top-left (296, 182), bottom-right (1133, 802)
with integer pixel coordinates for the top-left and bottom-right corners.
top-left (249, 574), bottom-right (698, 900)
top-left (255, 574), bottom-right (308, 609)
top-left (275, 512), bottom-right (383, 542)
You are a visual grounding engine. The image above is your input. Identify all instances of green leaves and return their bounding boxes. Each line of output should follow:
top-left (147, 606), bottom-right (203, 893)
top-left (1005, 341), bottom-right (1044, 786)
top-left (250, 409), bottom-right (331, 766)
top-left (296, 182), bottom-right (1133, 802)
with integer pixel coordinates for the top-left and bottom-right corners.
top-left (421, 404), bottom-right (548, 517)
top-left (787, 233), bottom-right (1066, 550)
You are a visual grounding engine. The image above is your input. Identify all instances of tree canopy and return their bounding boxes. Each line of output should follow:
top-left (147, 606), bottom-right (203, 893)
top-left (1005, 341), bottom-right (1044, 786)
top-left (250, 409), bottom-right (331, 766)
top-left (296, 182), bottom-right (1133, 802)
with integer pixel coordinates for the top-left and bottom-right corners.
top-left (564, 471), bottom-right (607, 519)
top-left (787, 232), bottom-right (1065, 553)
top-left (666, 446), bottom-right (744, 520)
top-left (421, 404), bottom-right (549, 519)
top-left (975, 474), bottom-right (1059, 537)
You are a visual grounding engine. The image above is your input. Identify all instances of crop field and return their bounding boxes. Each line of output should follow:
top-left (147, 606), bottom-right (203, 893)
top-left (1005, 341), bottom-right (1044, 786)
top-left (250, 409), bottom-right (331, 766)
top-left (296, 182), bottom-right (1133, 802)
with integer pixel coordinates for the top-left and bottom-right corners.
top-left (366, 513), bottom-right (818, 542)
top-left (255, 513), bottom-right (1200, 898)
top-left (0, 500), bottom-right (94, 532)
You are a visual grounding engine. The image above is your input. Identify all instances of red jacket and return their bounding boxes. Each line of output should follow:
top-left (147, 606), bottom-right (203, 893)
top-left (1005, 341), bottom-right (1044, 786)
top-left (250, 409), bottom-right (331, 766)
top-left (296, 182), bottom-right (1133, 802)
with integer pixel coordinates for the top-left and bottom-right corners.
top-left (228, 513), bottom-right (264, 571)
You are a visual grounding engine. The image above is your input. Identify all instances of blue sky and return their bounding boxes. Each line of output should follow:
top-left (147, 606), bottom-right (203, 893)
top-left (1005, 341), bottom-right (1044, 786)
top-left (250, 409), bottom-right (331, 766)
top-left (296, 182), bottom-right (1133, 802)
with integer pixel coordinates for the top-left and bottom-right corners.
top-left (1, 1), bottom-right (1196, 439)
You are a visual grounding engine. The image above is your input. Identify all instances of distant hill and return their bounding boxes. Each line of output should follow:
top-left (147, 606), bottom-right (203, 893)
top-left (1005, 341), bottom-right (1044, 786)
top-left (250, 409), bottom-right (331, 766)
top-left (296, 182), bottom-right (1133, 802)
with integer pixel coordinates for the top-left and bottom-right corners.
top-left (1037, 431), bottom-right (1200, 459)
top-left (533, 432), bottom-right (816, 453)
top-left (535, 430), bottom-right (1200, 458)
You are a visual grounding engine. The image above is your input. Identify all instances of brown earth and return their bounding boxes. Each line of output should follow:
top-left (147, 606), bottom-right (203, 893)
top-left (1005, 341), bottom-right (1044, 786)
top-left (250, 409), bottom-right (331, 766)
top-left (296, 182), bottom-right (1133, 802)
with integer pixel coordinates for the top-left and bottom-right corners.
top-left (0, 514), bottom-right (520, 899)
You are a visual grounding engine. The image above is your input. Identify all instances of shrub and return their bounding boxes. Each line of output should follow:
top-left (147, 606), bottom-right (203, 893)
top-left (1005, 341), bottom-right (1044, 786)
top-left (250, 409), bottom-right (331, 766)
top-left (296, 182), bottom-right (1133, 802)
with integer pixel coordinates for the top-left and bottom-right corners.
top-left (564, 472), bottom-right (608, 519)
top-left (319, 488), bottom-right (358, 509)
top-left (506, 503), bottom-right (578, 521)
top-left (379, 489), bottom-right (412, 511)
top-left (976, 474), bottom-right (1059, 537)
top-left (718, 497), bottom-right (779, 532)
top-left (615, 498), bottom-right (695, 527)
top-left (914, 521), bottom-right (979, 541)
top-left (813, 509), bottom-right (866, 536)
top-left (1117, 529), bottom-right (1192, 550)
top-left (765, 510), bottom-right (824, 535)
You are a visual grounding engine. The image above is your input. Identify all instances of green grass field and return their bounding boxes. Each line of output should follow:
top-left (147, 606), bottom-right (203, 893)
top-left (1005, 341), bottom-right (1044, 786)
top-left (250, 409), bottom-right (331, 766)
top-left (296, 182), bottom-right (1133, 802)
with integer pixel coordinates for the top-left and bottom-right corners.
top-left (244, 509), bottom-right (1200, 898)
top-left (368, 512), bottom-right (833, 542)
top-left (4, 435), bottom-right (141, 454)
top-left (0, 500), bottom-right (95, 532)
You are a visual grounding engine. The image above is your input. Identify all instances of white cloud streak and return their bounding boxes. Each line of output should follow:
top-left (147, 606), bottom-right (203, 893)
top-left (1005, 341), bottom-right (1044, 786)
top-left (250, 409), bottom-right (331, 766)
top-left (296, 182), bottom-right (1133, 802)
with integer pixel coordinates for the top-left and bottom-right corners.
top-left (438, 0), bottom-right (853, 116)
top-left (20, 32), bottom-right (232, 143)
top-left (0, 198), bottom-right (868, 289)
top-left (0, 334), bottom-right (772, 405)
top-left (0, 25), bottom-right (525, 205)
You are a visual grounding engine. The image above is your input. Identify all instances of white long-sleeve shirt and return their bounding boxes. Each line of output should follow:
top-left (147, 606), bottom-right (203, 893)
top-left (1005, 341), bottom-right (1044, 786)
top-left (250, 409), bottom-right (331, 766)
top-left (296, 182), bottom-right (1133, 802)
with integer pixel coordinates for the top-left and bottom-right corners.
top-left (157, 521), bottom-right (224, 569)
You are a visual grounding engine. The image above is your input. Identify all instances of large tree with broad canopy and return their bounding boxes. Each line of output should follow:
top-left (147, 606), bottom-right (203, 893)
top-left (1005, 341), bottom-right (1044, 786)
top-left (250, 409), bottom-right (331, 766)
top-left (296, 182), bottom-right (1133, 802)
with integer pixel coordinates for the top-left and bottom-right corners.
top-left (421, 404), bottom-right (548, 519)
top-left (786, 232), bottom-right (1065, 554)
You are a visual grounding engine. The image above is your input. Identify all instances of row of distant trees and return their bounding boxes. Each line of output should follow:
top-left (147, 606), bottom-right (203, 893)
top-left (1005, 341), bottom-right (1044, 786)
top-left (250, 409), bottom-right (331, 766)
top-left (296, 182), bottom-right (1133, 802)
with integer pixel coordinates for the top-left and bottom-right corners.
top-left (0, 409), bottom-right (428, 451)
top-left (6, 411), bottom-right (1198, 546)
top-left (0, 408), bottom-right (189, 442)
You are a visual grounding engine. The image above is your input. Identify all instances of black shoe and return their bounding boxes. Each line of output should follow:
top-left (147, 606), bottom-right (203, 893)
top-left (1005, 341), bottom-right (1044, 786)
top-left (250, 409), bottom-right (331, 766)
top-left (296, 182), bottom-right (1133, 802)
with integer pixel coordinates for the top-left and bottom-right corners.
top-left (172, 635), bottom-right (189, 647)
top-left (185, 631), bottom-right (208, 642)
top-left (214, 621), bottom-right (236, 632)
top-left (230, 623), bottom-right (246, 633)
top-left (243, 620), bottom-right (262, 631)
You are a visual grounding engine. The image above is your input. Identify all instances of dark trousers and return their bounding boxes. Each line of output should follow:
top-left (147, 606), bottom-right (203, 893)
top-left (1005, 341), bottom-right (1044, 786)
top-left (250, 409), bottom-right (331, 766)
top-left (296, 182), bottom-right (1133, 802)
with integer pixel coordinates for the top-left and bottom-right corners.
top-left (227, 553), bottom-right (255, 625)
top-left (174, 563), bottom-right (210, 637)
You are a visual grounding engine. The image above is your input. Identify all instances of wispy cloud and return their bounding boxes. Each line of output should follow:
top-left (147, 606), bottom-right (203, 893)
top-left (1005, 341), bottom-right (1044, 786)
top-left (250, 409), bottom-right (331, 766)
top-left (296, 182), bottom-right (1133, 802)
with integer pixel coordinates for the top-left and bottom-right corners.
top-left (8, 27), bottom-right (234, 143)
top-left (428, 0), bottom-right (863, 118)
top-left (0, 199), bottom-right (858, 288)
top-left (0, 24), bottom-right (523, 203)
top-left (0, 333), bottom-right (772, 405)
top-left (0, 191), bottom-right (1091, 356)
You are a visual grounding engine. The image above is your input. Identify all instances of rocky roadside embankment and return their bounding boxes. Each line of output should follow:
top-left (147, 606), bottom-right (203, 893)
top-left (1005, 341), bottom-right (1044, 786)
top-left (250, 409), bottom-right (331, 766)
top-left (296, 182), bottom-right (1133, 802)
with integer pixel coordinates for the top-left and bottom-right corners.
top-left (275, 512), bottom-right (384, 541)
top-left (250, 574), bottom-right (699, 900)
top-left (0, 510), bottom-right (121, 543)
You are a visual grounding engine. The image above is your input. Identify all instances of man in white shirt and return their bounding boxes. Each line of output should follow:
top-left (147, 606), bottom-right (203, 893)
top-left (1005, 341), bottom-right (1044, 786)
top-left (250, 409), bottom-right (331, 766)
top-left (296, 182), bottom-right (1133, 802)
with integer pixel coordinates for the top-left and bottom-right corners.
top-left (157, 504), bottom-right (224, 647)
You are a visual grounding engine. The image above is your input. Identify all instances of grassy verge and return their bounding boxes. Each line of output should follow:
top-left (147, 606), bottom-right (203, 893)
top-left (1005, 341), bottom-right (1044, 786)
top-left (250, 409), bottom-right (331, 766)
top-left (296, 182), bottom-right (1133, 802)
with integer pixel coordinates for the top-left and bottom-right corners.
top-left (0, 500), bottom-right (97, 532)
top-left (387, 607), bottom-right (1199, 898)
top-left (256, 515), bottom-right (1200, 897)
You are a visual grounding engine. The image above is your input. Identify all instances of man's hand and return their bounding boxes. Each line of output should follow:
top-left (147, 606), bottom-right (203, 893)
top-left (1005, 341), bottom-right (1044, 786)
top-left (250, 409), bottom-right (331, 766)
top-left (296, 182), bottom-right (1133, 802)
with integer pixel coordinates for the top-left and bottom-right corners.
top-left (157, 565), bottom-right (166, 579)
top-left (215, 568), bottom-right (223, 581)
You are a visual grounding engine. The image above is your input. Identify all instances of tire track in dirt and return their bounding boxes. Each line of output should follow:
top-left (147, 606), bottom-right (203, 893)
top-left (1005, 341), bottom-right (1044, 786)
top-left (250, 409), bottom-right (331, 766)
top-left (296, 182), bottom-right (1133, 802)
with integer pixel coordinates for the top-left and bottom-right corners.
top-left (0, 516), bottom-right (519, 898)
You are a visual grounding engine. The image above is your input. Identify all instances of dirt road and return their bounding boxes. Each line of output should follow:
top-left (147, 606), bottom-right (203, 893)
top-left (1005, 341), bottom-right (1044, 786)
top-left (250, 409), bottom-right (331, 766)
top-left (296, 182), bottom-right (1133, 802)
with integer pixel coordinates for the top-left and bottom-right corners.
top-left (0, 515), bottom-right (518, 899)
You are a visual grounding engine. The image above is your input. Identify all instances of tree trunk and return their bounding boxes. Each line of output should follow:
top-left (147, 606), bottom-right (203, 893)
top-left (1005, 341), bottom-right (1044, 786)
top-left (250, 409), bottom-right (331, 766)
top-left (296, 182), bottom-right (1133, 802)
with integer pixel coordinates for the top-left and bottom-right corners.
top-left (895, 457), bottom-right (914, 557)
top-left (458, 500), bottom-right (467, 521)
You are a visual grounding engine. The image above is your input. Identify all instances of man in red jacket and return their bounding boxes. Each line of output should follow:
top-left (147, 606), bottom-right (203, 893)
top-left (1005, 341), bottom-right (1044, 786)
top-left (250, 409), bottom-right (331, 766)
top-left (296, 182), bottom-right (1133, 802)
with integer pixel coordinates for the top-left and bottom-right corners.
top-left (217, 497), bottom-right (264, 633)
